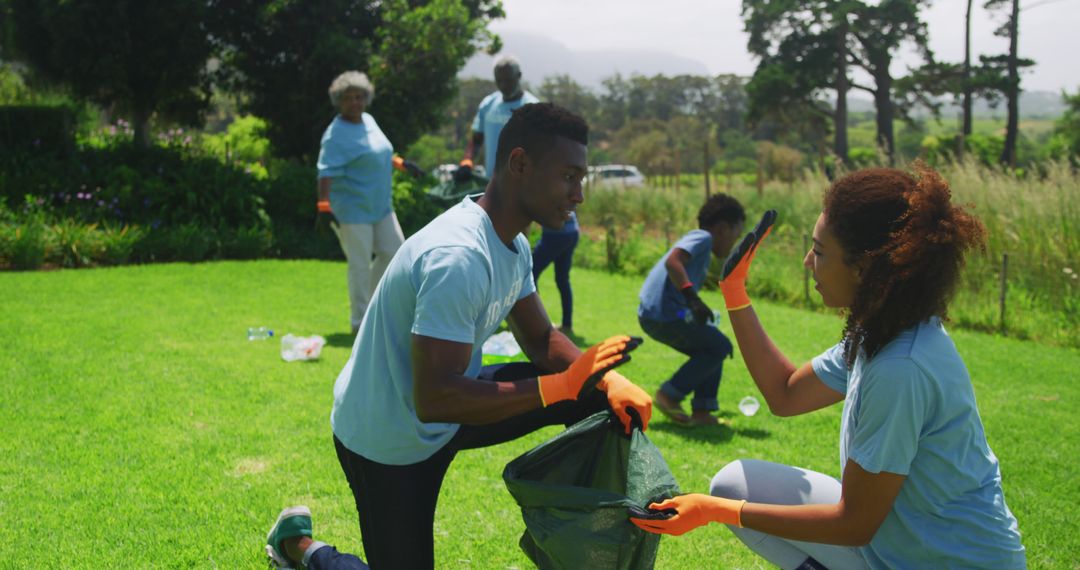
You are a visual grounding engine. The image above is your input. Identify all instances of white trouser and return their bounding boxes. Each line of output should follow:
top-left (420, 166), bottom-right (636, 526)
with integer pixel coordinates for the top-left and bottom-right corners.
top-left (333, 212), bottom-right (404, 329)
top-left (710, 459), bottom-right (870, 570)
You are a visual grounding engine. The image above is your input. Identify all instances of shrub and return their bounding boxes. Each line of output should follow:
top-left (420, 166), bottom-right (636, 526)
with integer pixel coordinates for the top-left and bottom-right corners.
top-left (100, 224), bottom-right (144, 265)
top-left (756, 141), bottom-right (805, 183)
top-left (0, 143), bottom-right (268, 230)
top-left (134, 223), bottom-right (216, 263)
top-left (392, 173), bottom-right (444, 237)
top-left (50, 218), bottom-right (104, 268)
top-left (221, 225), bottom-right (273, 260)
top-left (11, 218), bottom-right (49, 270)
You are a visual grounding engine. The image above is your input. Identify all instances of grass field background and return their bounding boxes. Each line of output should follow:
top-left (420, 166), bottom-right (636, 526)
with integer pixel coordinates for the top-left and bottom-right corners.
top-left (1, 261), bottom-right (1076, 568)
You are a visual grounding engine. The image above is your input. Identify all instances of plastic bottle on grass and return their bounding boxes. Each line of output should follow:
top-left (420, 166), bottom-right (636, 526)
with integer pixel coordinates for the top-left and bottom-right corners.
top-left (280, 334), bottom-right (327, 362)
top-left (247, 326), bottom-right (273, 341)
top-left (738, 396), bottom-right (760, 417)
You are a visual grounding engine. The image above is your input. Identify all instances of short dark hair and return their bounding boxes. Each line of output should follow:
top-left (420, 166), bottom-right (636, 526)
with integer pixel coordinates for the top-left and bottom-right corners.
top-left (697, 193), bottom-right (745, 229)
top-left (494, 103), bottom-right (588, 174)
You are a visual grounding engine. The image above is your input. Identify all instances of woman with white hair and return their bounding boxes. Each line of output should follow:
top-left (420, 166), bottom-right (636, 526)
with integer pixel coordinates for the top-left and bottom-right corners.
top-left (317, 71), bottom-right (423, 334)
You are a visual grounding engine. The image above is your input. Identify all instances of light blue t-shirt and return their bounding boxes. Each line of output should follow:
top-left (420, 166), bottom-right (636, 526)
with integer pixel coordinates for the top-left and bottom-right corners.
top-left (471, 90), bottom-right (540, 175)
top-left (812, 318), bottom-right (1026, 569)
top-left (638, 229), bottom-right (712, 322)
top-left (316, 113), bottom-right (394, 224)
top-left (330, 196), bottom-right (536, 465)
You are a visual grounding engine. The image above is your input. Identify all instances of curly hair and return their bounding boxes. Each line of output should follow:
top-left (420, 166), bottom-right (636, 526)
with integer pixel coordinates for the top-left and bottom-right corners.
top-left (697, 193), bottom-right (745, 229)
top-left (823, 163), bottom-right (986, 365)
top-left (494, 103), bottom-right (588, 173)
top-left (328, 71), bottom-right (374, 107)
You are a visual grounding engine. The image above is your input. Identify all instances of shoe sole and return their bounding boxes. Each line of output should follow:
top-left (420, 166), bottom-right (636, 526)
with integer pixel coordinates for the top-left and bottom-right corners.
top-left (265, 544), bottom-right (294, 569)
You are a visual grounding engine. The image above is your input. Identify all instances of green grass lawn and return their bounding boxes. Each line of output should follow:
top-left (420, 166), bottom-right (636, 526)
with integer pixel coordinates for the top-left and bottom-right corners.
top-left (1, 261), bottom-right (1076, 568)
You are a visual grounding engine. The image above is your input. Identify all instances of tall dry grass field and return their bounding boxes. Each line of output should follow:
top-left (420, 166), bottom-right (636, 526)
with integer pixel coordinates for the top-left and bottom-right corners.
top-left (575, 160), bottom-right (1079, 348)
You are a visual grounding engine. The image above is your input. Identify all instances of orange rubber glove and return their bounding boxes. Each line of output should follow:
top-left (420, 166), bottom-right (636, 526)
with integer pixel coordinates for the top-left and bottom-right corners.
top-left (315, 200), bottom-right (338, 233)
top-left (597, 370), bottom-right (652, 434)
top-left (537, 335), bottom-right (641, 406)
top-left (392, 156), bottom-right (424, 178)
top-left (459, 158), bottom-right (474, 169)
top-left (719, 210), bottom-right (777, 311)
top-left (629, 494), bottom-right (747, 536)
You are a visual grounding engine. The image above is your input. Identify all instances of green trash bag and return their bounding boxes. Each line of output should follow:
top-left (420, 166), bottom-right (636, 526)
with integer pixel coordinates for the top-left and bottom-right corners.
top-left (425, 171), bottom-right (488, 209)
top-left (503, 410), bottom-right (681, 569)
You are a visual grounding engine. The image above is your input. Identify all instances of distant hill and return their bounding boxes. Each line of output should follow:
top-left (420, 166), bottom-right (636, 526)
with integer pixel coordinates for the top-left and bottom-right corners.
top-left (461, 31), bottom-right (1067, 120)
top-left (459, 31), bottom-right (710, 89)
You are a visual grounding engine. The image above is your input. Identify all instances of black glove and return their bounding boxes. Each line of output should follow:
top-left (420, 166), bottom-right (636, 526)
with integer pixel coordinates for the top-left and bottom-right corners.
top-left (680, 287), bottom-right (714, 326)
top-left (403, 159), bottom-right (425, 178)
top-left (452, 164), bottom-right (473, 183)
top-left (315, 210), bottom-right (339, 234)
top-left (721, 209), bottom-right (777, 280)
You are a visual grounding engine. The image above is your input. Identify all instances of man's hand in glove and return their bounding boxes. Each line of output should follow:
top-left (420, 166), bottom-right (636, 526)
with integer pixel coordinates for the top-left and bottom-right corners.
top-left (537, 335), bottom-right (643, 406)
top-left (453, 159), bottom-right (474, 183)
top-left (598, 370), bottom-right (652, 434)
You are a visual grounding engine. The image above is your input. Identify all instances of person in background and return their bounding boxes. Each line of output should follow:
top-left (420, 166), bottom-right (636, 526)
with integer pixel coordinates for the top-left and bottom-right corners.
top-left (316, 70), bottom-right (423, 335)
top-left (456, 54), bottom-right (539, 180)
top-left (531, 205), bottom-right (579, 337)
top-left (636, 194), bottom-right (745, 426)
top-left (266, 103), bottom-right (652, 570)
top-left (631, 165), bottom-right (1026, 569)
top-left (458, 55), bottom-right (580, 333)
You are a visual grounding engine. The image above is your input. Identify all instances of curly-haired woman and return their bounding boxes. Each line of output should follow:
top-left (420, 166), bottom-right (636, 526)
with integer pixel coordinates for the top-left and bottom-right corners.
top-left (631, 165), bottom-right (1026, 568)
top-left (317, 71), bottom-right (423, 334)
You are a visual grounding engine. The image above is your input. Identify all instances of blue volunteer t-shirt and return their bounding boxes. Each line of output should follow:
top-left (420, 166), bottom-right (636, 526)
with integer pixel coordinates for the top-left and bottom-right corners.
top-left (812, 318), bottom-right (1026, 569)
top-left (638, 229), bottom-right (712, 322)
top-left (316, 113), bottom-right (394, 224)
top-left (330, 196), bottom-right (536, 465)
top-left (471, 90), bottom-right (540, 175)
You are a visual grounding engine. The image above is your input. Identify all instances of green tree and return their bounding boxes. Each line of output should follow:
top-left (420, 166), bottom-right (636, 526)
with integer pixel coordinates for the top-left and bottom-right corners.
top-left (743, 0), bottom-right (933, 164)
top-left (209, 0), bottom-right (502, 160)
top-left (537, 74), bottom-right (599, 132)
top-left (743, 0), bottom-right (852, 163)
top-left (744, 62), bottom-right (831, 155)
top-left (1051, 88), bottom-right (1080, 159)
top-left (9, 0), bottom-right (215, 146)
top-left (0, 0), bottom-right (11, 59)
top-left (985, 0), bottom-right (1022, 167)
top-left (848, 0), bottom-right (932, 162)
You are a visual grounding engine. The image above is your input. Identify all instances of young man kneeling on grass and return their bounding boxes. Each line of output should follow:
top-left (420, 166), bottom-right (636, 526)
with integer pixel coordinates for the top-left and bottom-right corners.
top-left (264, 103), bottom-right (652, 569)
top-left (636, 194), bottom-right (745, 426)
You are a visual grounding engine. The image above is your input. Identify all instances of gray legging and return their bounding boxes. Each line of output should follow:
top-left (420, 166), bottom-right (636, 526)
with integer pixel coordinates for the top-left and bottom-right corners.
top-left (710, 459), bottom-right (870, 570)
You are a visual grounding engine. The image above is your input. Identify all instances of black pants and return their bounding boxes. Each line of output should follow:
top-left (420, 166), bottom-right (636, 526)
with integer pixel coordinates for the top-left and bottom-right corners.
top-left (333, 362), bottom-right (609, 570)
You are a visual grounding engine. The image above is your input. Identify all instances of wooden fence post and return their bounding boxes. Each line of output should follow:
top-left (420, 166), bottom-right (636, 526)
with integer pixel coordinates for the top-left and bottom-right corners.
top-left (703, 139), bottom-right (711, 199)
top-left (803, 234), bottom-right (811, 304)
top-left (999, 253), bottom-right (1008, 334)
